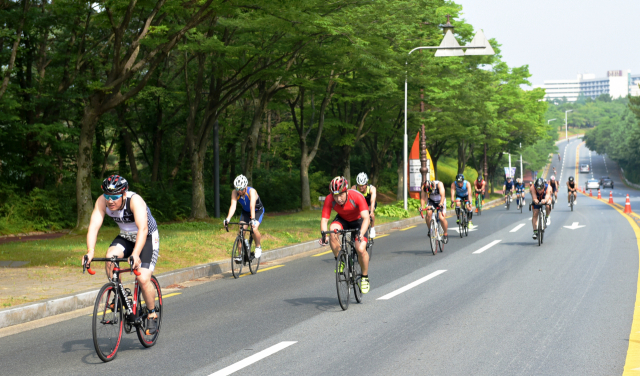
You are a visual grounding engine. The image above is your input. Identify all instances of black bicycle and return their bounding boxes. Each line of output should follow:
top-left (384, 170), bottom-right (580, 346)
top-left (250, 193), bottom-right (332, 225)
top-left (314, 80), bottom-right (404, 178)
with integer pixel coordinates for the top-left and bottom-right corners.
top-left (365, 227), bottom-right (374, 260)
top-left (569, 191), bottom-right (576, 211)
top-left (226, 221), bottom-right (260, 278)
top-left (454, 201), bottom-right (470, 238)
top-left (321, 228), bottom-right (364, 310)
top-left (83, 255), bottom-right (162, 362)
top-left (505, 193), bottom-right (512, 210)
top-left (422, 206), bottom-right (444, 255)
top-left (529, 201), bottom-right (547, 246)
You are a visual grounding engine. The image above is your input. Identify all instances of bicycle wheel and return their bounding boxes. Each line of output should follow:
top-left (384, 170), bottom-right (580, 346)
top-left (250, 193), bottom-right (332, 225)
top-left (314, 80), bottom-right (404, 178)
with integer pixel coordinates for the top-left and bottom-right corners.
top-left (429, 220), bottom-right (437, 255)
top-left (335, 250), bottom-right (350, 310)
top-left (352, 251), bottom-right (363, 303)
top-left (248, 236), bottom-right (260, 274)
top-left (366, 228), bottom-right (373, 260)
top-left (437, 222), bottom-right (444, 252)
top-left (571, 196), bottom-right (574, 211)
top-left (458, 209), bottom-right (463, 238)
top-left (136, 275), bottom-right (162, 347)
top-left (537, 215), bottom-right (542, 247)
top-left (506, 196), bottom-right (510, 210)
top-left (231, 237), bottom-right (243, 279)
top-left (520, 198), bottom-right (523, 213)
top-left (92, 283), bottom-right (123, 362)
top-left (464, 212), bottom-right (469, 237)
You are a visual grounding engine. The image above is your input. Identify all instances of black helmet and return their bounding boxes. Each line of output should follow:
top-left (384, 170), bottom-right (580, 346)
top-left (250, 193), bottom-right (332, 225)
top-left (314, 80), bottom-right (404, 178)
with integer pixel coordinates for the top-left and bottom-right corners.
top-left (534, 178), bottom-right (545, 190)
top-left (477, 175), bottom-right (483, 182)
top-left (456, 174), bottom-right (464, 182)
top-left (102, 175), bottom-right (128, 195)
top-left (506, 176), bottom-right (512, 180)
top-left (568, 176), bottom-right (574, 182)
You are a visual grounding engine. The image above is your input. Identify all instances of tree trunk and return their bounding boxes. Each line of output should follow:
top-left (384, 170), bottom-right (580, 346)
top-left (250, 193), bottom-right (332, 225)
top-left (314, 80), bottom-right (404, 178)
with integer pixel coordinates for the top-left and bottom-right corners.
top-left (151, 97), bottom-right (163, 183)
top-left (243, 83), bottom-right (272, 186)
top-left (75, 107), bottom-right (100, 232)
top-left (169, 136), bottom-right (188, 186)
top-left (256, 126), bottom-right (264, 169)
top-left (117, 108), bottom-right (140, 183)
top-left (190, 144), bottom-right (208, 219)
top-left (265, 111), bottom-right (271, 170)
top-left (300, 151), bottom-right (312, 210)
top-left (0, 0), bottom-right (28, 101)
top-left (100, 129), bottom-right (118, 180)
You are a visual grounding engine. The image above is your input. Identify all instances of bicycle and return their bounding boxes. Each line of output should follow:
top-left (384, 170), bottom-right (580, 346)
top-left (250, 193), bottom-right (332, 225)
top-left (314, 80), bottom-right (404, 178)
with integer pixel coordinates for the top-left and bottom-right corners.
top-left (225, 221), bottom-right (260, 279)
top-left (529, 201), bottom-right (547, 246)
top-left (421, 206), bottom-right (444, 255)
top-left (82, 255), bottom-right (162, 362)
top-left (505, 192), bottom-right (512, 210)
top-left (454, 201), bottom-right (470, 238)
top-left (321, 228), bottom-right (364, 310)
top-left (516, 192), bottom-right (526, 213)
top-left (551, 194), bottom-right (556, 209)
top-left (569, 191), bottom-right (576, 211)
top-left (474, 191), bottom-right (483, 216)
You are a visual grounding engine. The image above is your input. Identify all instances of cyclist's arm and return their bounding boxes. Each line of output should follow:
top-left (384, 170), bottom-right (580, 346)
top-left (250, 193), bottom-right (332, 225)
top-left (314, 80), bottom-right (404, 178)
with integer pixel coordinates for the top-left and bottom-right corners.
top-left (450, 183), bottom-right (455, 203)
top-left (529, 186), bottom-right (537, 203)
top-left (467, 182), bottom-right (473, 202)
top-left (249, 189), bottom-right (259, 221)
top-left (369, 186), bottom-right (376, 215)
top-left (320, 217), bottom-right (330, 233)
top-left (130, 195), bottom-right (150, 261)
top-left (359, 210), bottom-right (370, 238)
top-left (420, 188), bottom-right (426, 210)
top-left (438, 182), bottom-right (446, 206)
top-left (225, 190), bottom-right (238, 221)
top-left (86, 196), bottom-right (107, 263)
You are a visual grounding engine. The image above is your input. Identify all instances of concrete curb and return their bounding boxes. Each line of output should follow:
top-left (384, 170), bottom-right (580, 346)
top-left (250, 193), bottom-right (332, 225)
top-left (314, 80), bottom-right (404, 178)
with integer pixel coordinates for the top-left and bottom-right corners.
top-left (0, 214), bottom-right (427, 329)
top-left (620, 167), bottom-right (640, 190)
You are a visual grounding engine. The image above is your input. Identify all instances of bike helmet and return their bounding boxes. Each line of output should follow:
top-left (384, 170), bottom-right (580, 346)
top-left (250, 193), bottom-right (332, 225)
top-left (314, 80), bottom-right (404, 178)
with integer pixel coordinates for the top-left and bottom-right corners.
top-left (534, 178), bottom-right (545, 190)
top-left (516, 178), bottom-right (521, 184)
top-left (506, 176), bottom-right (512, 180)
top-left (477, 175), bottom-right (483, 182)
top-left (550, 175), bottom-right (556, 181)
top-left (102, 175), bottom-right (128, 195)
top-left (356, 172), bottom-right (369, 186)
top-left (233, 174), bottom-right (248, 190)
top-left (330, 176), bottom-right (349, 194)
top-left (568, 176), bottom-right (574, 182)
top-left (455, 174), bottom-right (465, 182)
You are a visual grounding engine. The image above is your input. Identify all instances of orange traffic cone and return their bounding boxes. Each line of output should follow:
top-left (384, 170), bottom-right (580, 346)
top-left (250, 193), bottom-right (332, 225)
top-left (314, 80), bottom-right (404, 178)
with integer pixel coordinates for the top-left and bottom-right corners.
top-left (609, 191), bottom-right (614, 204)
top-left (625, 194), bottom-right (633, 214)
top-left (597, 190), bottom-right (602, 199)
top-left (475, 207), bottom-right (478, 213)
top-left (589, 189), bottom-right (593, 197)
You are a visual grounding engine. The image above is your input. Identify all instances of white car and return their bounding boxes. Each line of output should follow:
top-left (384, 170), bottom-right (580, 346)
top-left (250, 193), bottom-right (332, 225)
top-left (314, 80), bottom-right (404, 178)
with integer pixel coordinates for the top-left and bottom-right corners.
top-left (585, 179), bottom-right (600, 191)
top-left (580, 164), bottom-right (590, 173)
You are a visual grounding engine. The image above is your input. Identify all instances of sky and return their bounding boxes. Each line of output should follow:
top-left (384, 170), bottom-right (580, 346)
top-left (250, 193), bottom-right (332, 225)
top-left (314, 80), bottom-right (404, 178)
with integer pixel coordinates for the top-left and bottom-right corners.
top-left (456, 0), bottom-right (640, 86)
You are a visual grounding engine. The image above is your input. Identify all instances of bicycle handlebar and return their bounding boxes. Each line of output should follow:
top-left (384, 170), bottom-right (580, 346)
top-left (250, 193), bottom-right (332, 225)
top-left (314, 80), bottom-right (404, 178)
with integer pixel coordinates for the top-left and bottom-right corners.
top-left (83, 255), bottom-right (141, 276)
top-left (224, 221), bottom-right (252, 233)
top-left (321, 228), bottom-right (360, 236)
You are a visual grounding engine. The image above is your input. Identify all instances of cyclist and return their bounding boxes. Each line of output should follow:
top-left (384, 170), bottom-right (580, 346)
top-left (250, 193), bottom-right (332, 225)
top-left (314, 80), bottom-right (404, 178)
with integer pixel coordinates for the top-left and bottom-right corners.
top-left (223, 174), bottom-right (264, 260)
top-left (474, 175), bottom-right (486, 210)
top-left (515, 178), bottom-right (526, 208)
top-left (567, 176), bottom-right (577, 206)
top-left (351, 172), bottom-right (377, 238)
top-left (502, 176), bottom-right (514, 208)
top-left (558, 153), bottom-right (561, 162)
top-left (549, 175), bottom-right (559, 210)
top-left (320, 176), bottom-right (371, 293)
top-left (83, 175), bottom-right (160, 335)
top-left (450, 174), bottom-right (473, 227)
top-left (552, 166), bottom-right (557, 176)
top-left (530, 177), bottom-right (551, 239)
top-left (420, 179), bottom-right (448, 244)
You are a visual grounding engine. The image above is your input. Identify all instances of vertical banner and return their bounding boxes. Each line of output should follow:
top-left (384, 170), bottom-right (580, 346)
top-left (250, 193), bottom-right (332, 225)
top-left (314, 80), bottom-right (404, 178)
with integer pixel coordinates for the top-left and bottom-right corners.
top-left (503, 167), bottom-right (516, 178)
top-left (408, 133), bottom-right (435, 199)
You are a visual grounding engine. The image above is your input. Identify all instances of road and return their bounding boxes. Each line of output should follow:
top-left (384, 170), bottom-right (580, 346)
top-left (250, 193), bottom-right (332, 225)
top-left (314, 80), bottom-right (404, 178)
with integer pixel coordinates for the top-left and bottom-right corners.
top-left (0, 138), bottom-right (638, 375)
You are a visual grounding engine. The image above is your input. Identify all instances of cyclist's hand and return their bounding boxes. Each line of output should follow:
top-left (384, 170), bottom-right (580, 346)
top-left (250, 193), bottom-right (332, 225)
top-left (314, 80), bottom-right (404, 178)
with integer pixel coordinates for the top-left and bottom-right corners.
top-left (223, 218), bottom-right (229, 226)
top-left (131, 254), bottom-right (142, 270)
top-left (249, 219), bottom-right (258, 228)
top-left (420, 208), bottom-right (424, 219)
top-left (83, 253), bottom-right (93, 267)
top-left (319, 234), bottom-right (329, 246)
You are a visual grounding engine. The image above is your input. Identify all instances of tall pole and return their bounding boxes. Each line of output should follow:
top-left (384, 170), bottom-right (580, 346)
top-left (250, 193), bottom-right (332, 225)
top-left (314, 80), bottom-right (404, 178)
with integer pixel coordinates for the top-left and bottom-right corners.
top-left (213, 120), bottom-right (220, 218)
top-left (403, 72), bottom-right (408, 210)
top-left (519, 143), bottom-right (523, 181)
top-left (565, 111), bottom-right (568, 141)
top-left (508, 153), bottom-right (511, 177)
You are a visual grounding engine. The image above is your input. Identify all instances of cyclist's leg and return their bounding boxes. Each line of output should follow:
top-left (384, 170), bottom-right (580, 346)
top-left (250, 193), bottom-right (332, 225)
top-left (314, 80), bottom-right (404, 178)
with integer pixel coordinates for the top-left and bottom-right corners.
top-left (532, 206), bottom-right (540, 236)
top-left (136, 232), bottom-right (159, 313)
top-left (329, 216), bottom-right (346, 257)
top-left (438, 208), bottom-right (448, 236)
top-left (347, 218), bottom-right (369, 276)
top-left (455, 198), bottom-right (462, 221)
top-left (105, 237), bottom-right (128, 278)
top-left (250, 208), bottom-right (265, 248)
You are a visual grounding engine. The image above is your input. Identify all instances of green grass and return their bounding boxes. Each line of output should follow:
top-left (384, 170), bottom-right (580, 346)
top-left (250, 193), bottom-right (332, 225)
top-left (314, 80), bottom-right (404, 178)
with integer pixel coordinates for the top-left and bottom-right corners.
top-left (435, 157), bottom-right (479, 186)
top-left (0, 204), bottom-right (419, 274)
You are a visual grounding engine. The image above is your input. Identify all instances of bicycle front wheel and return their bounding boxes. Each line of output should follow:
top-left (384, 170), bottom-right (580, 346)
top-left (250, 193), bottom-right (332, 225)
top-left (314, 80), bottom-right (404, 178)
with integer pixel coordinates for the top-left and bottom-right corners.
top-left (352, 252), bottom-right (363, 303)
top-left (136, 275), bottom-right (163, 348)
top-left (429, 221), bottom-right (437, 255)
top-left (437, 222), bottom-right (444, 252)
top-left (336, 250), bottom-right (350, 310)
top-left (92, 283), bottom-right (123, 362)
top-left (366, 228), bottom-right (373, 260)
top-left (537, 215), bottom-right (542, 246)
top-left (458, 210), bottom-right (463, 238)
top-left (248, 238), bottom-right (260, 274)
top-left (231, 238), bottom-right (243, 279)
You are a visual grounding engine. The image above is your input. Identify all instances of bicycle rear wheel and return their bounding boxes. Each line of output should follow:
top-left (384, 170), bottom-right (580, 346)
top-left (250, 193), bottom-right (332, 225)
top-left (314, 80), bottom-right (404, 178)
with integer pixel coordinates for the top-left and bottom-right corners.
top-left (537, 215), bottom-right (542, 246)
top-left (506, 196), bottom-right (510, 210)
top-left (352, 251), bottom-right (363, 303)
top-left (429, 221), bottom-right (437, 255)
top-left (248, 236), bottom-right (260, 274)
top-left (457, 209), bottom-right (463, 238)
top-left (437, 222), bottom-right (444, 252)
top-left (136, 275), bottom-right (162, 347)
top-left (231, 238), bottom-right (243, 279)
top-left (366, 228), bottom-right (373, 260)
top-left (336, 250), bottom-right (350, 310)
top-left (92, 283), bottom-right (123, 362)
top-left (464, 214), bottom-right (469, 237)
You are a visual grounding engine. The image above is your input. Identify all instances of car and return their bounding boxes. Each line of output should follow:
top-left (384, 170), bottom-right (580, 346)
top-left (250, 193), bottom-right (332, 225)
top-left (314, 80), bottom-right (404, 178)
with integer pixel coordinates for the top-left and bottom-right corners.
top-left (580, 164), bottom-right (590, 173)
top-left (585, 179), bottom-right (600, 191)
top-left (600, 176), bottom-right (614, 189)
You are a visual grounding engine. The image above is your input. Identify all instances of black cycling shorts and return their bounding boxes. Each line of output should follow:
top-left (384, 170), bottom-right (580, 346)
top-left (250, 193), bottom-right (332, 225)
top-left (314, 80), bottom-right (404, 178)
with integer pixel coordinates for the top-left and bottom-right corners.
top-left (331, 215), bottom-right (367, 242)
top-left (240, 208), bottom-right (265, 224)
top-left (110, 230), bottom-right (159, 272)
top-left (455, 195), bottom-right (470, 203)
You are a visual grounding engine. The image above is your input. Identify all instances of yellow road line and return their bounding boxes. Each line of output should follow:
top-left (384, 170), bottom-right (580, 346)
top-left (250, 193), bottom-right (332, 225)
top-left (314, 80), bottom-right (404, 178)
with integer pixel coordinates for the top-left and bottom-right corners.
top-left (311, 250), bottom-right (333, 257)
top-left (581, 190), bottom-right (640, 374)
top-left (375, 234), bottom-right (390, 238)
top-left (240, 264), bottom-right (284, 277)
top-left (399, 226), bottom-right (416, 231)
top-left (90, 292), bottom-right (182, 316)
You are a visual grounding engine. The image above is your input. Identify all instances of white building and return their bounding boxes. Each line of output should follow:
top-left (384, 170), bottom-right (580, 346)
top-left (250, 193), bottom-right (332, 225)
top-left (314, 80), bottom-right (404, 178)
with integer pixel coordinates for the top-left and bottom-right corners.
top-left (539, 70), bottom-right (640, 102)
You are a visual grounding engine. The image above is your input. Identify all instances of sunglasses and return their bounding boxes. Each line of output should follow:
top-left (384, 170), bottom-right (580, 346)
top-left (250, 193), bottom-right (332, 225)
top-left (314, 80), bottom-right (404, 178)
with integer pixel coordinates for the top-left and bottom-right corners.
top-left (332, 191), bottom-right (344, 196)
top-left (103, 194), bottom-right (123, 201)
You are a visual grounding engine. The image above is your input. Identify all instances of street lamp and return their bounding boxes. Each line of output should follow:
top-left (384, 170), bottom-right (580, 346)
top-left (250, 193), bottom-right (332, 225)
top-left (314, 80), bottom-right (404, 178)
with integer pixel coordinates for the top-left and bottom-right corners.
top-left (547, 118), bottom-right (556, 125)
top-left (565, 110), bottom-right (573, 141)
top-left (403, 16), bottom-right (495, 209)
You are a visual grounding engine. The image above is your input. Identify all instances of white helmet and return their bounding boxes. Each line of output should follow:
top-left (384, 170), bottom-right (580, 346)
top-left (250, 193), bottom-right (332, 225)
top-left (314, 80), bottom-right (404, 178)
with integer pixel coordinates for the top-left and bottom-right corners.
top-left (550, 175), bottom-right (556, 181)
top-left (356, 172), bottom-right (368, 186)
top-left (233, 174), bottom-right (248, 190)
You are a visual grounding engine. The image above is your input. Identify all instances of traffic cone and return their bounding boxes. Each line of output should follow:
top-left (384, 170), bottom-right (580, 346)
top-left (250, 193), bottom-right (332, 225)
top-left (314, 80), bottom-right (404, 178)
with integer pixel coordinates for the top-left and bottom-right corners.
top-left (589, 189), bottom-right (593, 197)
top-left (597, 190), bottom-right (601, 199)
top-left (609, 191), bottom-right (614, 204)
top-left (625, 194), bottom-right (633, 214)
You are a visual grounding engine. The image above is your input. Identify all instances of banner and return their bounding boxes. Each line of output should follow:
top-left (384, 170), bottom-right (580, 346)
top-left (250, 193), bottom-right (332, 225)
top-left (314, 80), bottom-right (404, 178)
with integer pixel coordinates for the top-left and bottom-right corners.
top-left (503, 167), bottom-right (517, 178)
top-left (408, 133), bottom-right (435, 199)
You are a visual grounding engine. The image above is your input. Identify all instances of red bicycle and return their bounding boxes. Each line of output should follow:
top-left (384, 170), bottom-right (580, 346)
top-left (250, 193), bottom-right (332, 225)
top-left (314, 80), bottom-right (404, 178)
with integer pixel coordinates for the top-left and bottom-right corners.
top-left (83, 255), bottom-right (163, 362)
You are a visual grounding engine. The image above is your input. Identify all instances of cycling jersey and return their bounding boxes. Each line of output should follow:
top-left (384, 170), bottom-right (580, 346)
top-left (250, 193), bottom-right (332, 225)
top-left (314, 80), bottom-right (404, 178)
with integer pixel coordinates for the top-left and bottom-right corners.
top-left (567, 182), bottom-right (575, 189)
top-left (550, 181), bottom-right (558, 193)
top-left (237, 187), bottom-right (264, 212)
top-left (423, 181), bottom-right (442, 202)
top-left (322, 189), bottom-right (369, 222)
top-left (106, 191), bottom-right (158, 235)
top-left (362, 185), bottom-right (377, 209)
top-left (515, 183), bottom-right (526, 192)
top-left (535, 184), bottom-right (549, 201)
top-left (474, 181), bottom-right (484, 190)
top-left (504, 181), bottom-right (514, 191)
top-left (454, 181), bottom-right (469, 198)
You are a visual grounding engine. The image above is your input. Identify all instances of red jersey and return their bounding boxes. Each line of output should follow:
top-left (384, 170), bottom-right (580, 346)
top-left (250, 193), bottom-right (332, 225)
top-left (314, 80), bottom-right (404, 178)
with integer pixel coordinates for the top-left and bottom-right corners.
top-left (475, 181), bottom-right (484, 190)
top-left (322, 189), bottom-right (369, 222)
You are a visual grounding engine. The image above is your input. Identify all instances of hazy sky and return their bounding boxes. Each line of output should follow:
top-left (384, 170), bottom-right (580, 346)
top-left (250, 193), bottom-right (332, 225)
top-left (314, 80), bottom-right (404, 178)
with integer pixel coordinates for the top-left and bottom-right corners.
top-left (457, 0), bottom-right (640, 86)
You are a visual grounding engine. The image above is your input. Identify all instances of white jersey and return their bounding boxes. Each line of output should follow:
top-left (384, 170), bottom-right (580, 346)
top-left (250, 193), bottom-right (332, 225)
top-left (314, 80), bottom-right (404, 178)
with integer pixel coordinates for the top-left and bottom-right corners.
top-left (105, 191), bottom-right (158, 234)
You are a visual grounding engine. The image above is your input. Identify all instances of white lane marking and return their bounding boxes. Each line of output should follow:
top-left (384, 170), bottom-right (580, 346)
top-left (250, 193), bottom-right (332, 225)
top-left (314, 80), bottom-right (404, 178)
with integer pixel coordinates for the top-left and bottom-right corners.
top-left (209, 341), bottom-right (297, 376)
top-left (510, 224), bottom-right (526, 233)
top-left (377, 270), bottom-right (446, 300)
top-left (473, 240), bottom-right (502, 254)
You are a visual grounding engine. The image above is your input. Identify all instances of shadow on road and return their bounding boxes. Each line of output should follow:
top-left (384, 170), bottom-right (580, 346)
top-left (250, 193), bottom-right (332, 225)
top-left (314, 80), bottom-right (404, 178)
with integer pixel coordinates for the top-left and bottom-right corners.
top-left (283, 296), bottom-right (341, 312)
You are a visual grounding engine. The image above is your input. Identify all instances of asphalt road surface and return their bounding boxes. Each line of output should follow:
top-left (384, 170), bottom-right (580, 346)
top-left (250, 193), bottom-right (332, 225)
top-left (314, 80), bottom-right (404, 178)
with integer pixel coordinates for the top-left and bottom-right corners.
top-left (0, 139), bottom-right (638, 375)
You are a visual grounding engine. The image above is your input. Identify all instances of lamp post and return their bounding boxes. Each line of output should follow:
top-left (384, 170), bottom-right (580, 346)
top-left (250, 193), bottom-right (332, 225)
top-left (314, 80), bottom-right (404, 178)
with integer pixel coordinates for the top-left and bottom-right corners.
top-left (565, 110), bottom-right (573, 141)
top-left (403, 16), bottom-right (495, 209)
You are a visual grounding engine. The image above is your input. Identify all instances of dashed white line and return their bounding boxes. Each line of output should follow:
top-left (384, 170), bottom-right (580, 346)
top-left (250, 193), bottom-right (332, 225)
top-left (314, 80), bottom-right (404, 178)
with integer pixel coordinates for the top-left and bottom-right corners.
top-left (209, 341), bottom-right (298, 376)
top-left (473, 240), bottom-right (502, 254)
top-left (510, 224), bottom-right (526, 233)
top-left (377, 270), bottom-right (447, 300)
